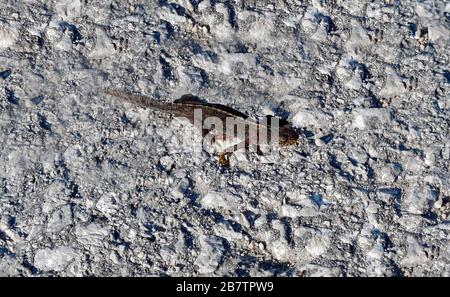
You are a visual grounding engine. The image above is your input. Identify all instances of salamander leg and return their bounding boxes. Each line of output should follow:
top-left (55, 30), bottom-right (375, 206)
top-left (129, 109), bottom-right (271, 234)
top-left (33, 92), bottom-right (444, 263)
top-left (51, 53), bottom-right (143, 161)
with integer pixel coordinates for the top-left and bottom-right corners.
top-left (218, 152), bottom-right (232, 166)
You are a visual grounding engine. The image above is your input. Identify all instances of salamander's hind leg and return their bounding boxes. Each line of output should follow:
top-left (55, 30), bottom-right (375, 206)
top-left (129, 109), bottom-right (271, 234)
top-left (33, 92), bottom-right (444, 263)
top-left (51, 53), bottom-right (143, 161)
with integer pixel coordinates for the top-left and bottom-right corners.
top-left (218, 140), bottom-right (244, 166)
top-left (217, 138), bottom-right (263, 166)
top-left (218, 152), bottom-right (232, 166)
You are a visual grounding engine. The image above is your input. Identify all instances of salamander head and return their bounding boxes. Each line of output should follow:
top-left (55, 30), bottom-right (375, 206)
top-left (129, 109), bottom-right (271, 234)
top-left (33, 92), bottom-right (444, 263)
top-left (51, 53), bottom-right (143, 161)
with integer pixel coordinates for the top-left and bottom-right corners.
top-left (278, 125), bottom-right (299, 146)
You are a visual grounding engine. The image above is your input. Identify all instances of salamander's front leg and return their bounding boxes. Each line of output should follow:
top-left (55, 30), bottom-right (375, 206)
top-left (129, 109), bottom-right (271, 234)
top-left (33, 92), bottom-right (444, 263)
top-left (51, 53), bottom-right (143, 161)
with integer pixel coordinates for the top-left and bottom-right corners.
top-left (217, 137), bottom-right (259, 166)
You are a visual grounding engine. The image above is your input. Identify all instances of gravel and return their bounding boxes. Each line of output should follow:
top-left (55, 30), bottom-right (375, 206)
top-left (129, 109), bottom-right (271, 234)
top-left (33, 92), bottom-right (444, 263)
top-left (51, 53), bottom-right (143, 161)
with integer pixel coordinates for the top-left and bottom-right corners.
top-left (0, 0), bottom-right (449, 276)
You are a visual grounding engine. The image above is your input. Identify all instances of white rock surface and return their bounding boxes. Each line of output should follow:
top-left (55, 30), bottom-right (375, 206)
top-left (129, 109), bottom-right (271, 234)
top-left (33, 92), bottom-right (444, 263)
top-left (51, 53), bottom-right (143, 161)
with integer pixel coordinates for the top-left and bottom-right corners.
top-left (34, 247), bottom-right (78, 272)
top-left (200, 191), bottom-right (242, 213)
top-left (0, 255), bottom-right (21, 276)
top-left (352, 108), bottom-right (392, 130)
top-left (96, 193), bottom-right (119, 217)
top-left (0, 23), bottom-right (18, 49)
top-left (89, 28), bottom-right (115, 59)
top-left (194, 235), bottom-right (225, 274)
top-left (402, 184), bottom-right (437, 215)
top-left (401, 236), bottom-right (428, 267)
top-left (47, 204), bottom-right (73, 233)
top-left (54, 0), bottom-right (82, 20)
top-left (379, 68), bottom-right (406, 97)
top-left (75, 223), bottom-right (111, 247)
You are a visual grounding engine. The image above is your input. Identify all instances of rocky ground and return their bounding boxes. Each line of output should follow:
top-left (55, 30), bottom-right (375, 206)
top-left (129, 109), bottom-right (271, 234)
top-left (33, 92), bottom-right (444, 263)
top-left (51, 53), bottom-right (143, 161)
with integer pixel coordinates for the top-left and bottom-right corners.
top-left (0, 0), bottom-right (449, 276)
